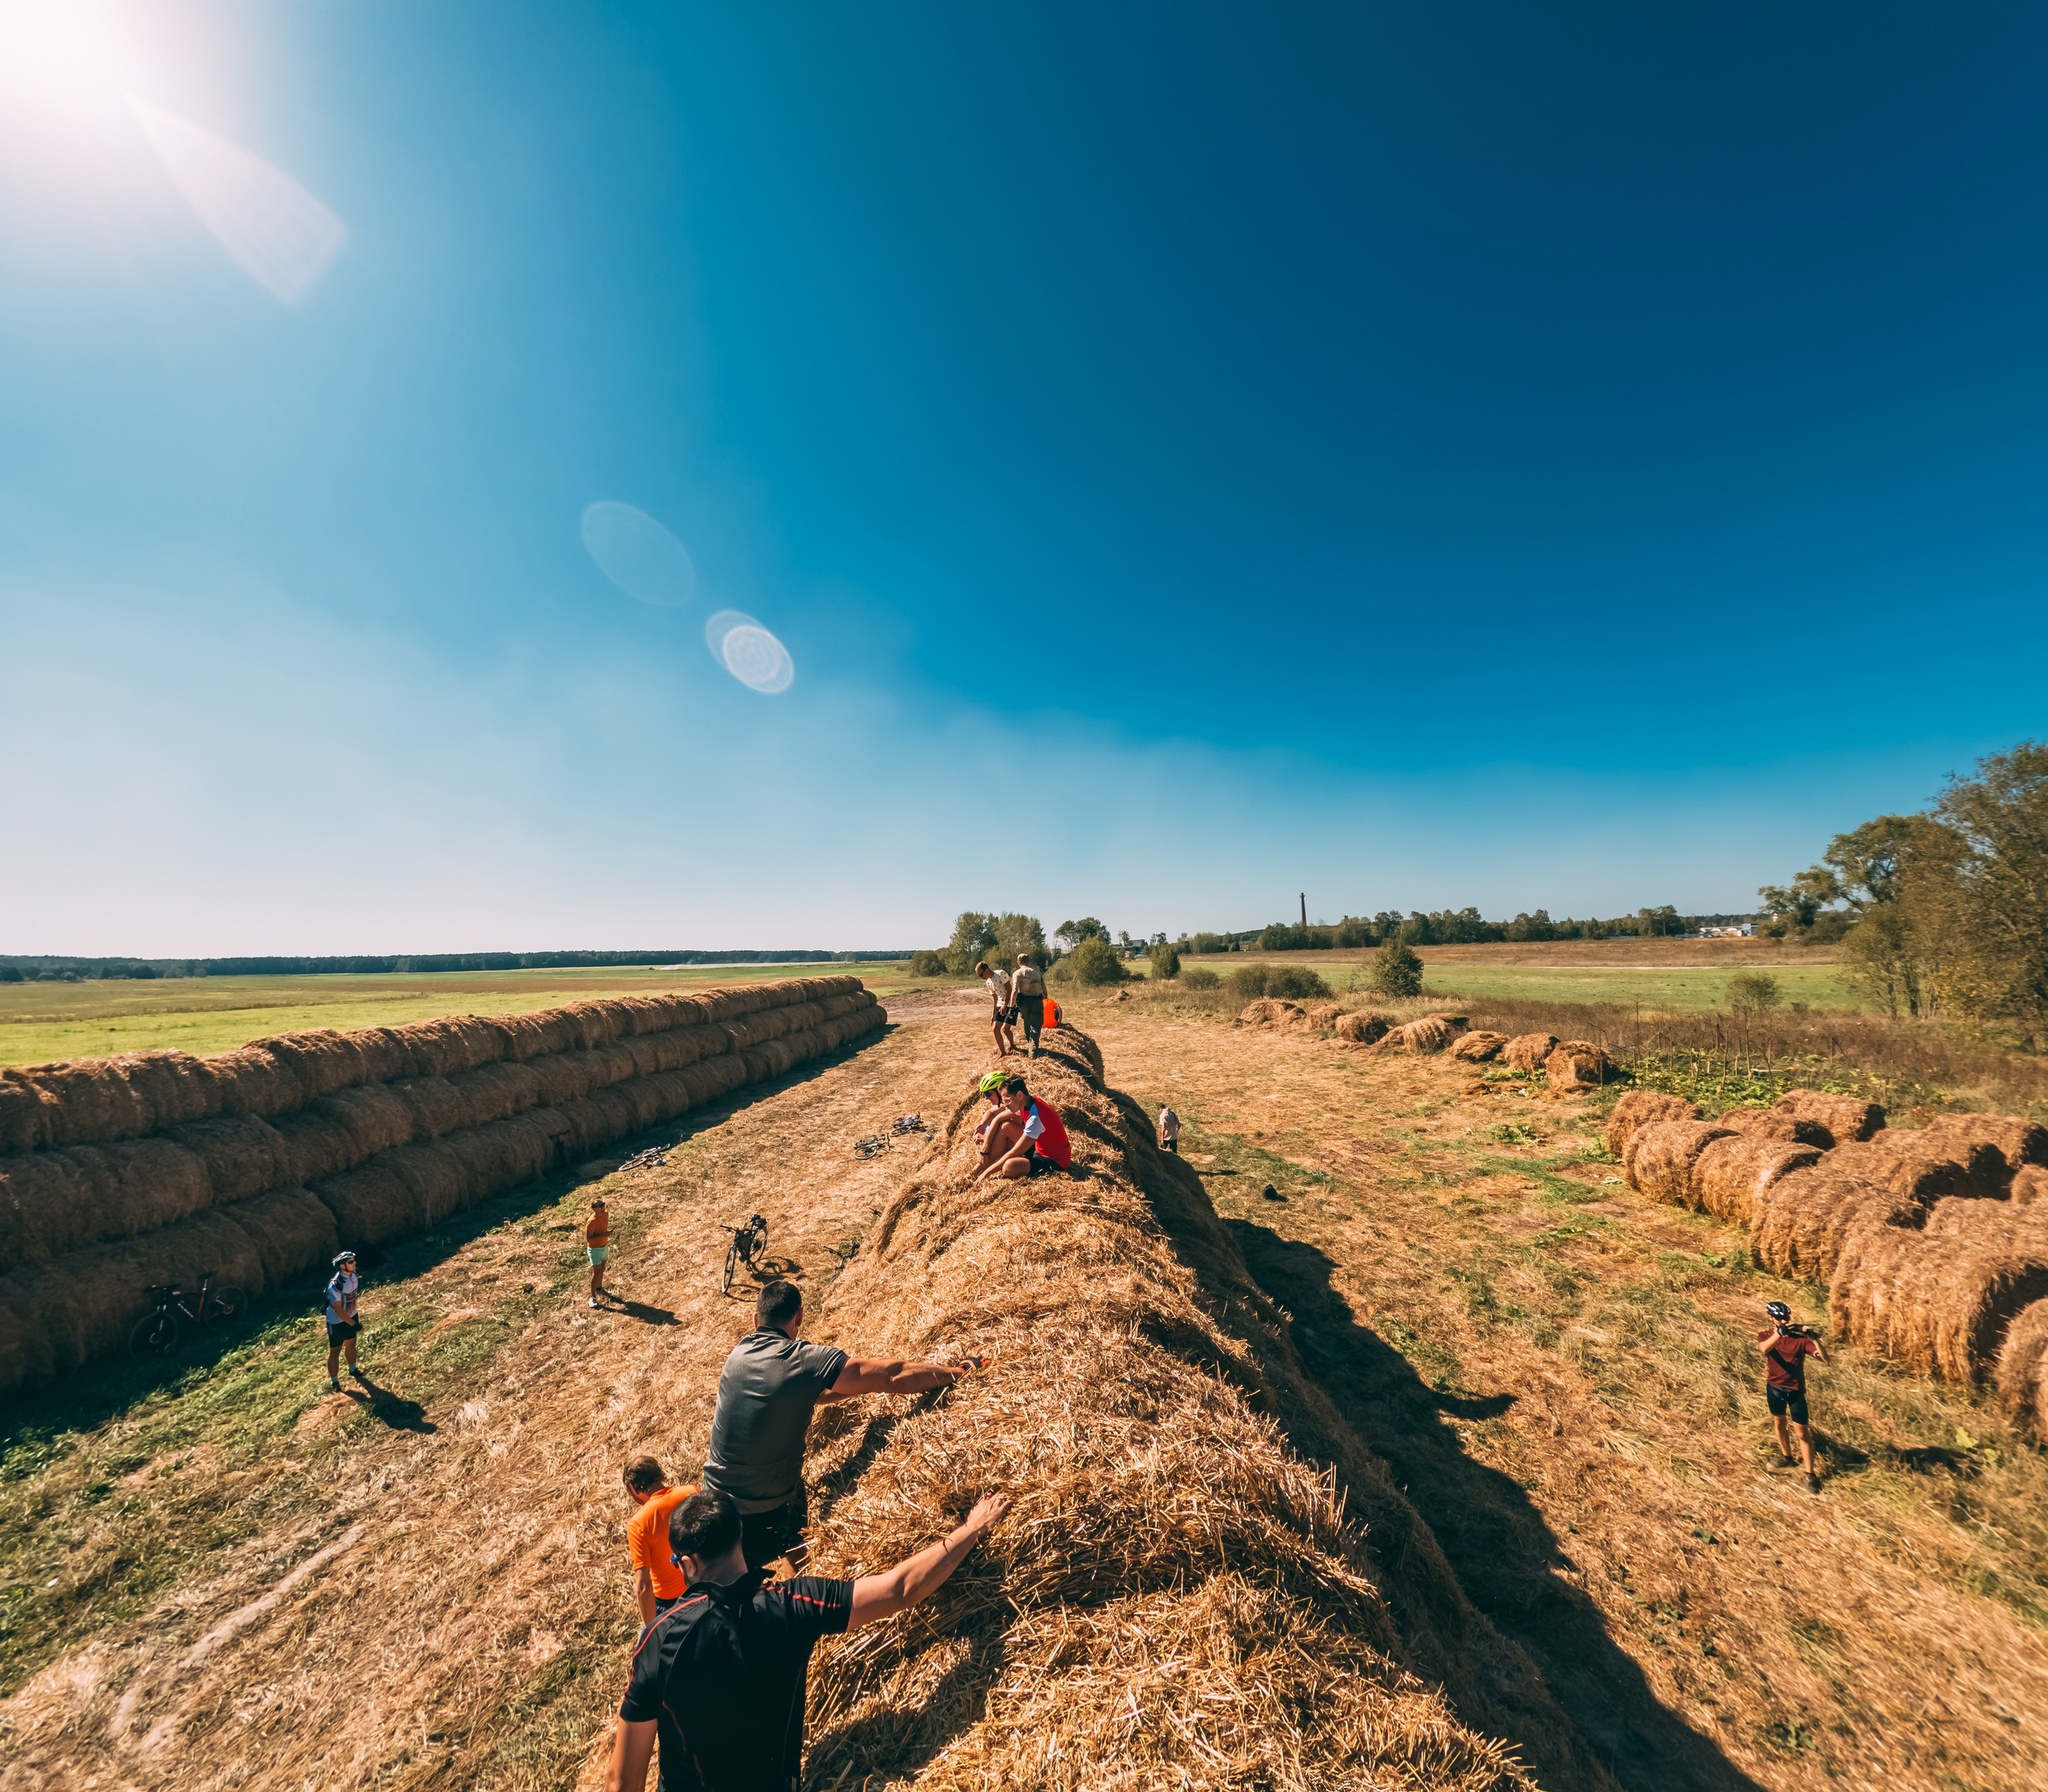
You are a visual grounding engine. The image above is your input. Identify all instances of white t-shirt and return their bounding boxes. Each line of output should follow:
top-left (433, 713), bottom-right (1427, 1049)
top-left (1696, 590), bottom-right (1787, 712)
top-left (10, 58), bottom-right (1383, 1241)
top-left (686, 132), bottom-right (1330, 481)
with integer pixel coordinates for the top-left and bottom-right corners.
top-left (985, 968), bottom-right (1012, 1004)
top-left (1158, 1107), bottom-right (1180, 1140)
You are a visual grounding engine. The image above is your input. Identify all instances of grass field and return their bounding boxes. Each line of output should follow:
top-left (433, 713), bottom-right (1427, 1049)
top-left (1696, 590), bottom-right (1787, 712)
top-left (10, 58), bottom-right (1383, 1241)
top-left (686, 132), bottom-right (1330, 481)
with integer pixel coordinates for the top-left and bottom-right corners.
top-left (0, 962), bottom-right (924, 1068)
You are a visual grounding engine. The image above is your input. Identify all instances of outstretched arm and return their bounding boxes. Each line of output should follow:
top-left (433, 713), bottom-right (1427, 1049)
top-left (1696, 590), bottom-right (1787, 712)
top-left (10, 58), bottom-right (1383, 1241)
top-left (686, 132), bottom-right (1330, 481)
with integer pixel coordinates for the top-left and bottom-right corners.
top-left (821, 1355), bottom-right (965, 1402)
top-left (848, 1494), bottom-right (1010, 1630)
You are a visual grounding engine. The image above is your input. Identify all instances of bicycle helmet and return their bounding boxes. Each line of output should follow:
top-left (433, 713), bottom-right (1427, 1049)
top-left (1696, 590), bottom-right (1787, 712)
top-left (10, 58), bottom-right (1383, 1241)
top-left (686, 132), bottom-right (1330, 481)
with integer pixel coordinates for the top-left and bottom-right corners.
top-left (978, 1070), bottom-right (1006, 1095)
top-left (1764, 1300), bottom-right (1792, 1323)
top-left (333, 1250), bottom-right (357, 1267)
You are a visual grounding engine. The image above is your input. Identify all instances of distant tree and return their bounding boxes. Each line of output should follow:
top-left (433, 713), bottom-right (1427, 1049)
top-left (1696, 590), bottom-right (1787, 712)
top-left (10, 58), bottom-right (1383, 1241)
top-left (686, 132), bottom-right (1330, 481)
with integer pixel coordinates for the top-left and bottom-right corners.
top-left (944, 912), bottom-right (996, 976)
top-left (990, 912), bottom-right (1050, 970)
top-left (1149, 941), bottom-right (1181, 980)
top-left (1725, 972), bottom-right (1782, 1017)
top-left (1371, 938), bottom-right (1424, 998)
top-left (907, 950), bottom-right (950, 978)
top-left (0, 966), bottom-right (21, 983)
top-left (1055, 917), bottom-right (1109, 950)
top-left (1059, 937), bottom-right (1127, 985)
top-left (1333, 916), bottom-right (1377, 947)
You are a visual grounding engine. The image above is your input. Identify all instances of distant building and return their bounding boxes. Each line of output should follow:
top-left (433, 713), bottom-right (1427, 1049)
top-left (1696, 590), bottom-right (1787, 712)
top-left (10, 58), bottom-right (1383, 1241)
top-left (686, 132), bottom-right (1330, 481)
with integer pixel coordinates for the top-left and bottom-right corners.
top-left (1692, 925), bottom-right (1754, 939)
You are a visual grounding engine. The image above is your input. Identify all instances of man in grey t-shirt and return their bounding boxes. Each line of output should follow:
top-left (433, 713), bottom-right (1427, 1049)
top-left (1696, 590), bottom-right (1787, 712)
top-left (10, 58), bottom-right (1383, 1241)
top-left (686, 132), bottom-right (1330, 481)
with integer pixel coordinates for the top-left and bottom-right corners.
top-left (702, 1279), bottom-right (977, 1568)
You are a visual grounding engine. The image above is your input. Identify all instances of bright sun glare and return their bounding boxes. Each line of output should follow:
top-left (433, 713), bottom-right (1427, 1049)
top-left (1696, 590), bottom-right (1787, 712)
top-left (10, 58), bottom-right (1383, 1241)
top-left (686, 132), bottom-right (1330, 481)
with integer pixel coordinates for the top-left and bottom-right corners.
top-left (0, 0), bottom-right (123, 101)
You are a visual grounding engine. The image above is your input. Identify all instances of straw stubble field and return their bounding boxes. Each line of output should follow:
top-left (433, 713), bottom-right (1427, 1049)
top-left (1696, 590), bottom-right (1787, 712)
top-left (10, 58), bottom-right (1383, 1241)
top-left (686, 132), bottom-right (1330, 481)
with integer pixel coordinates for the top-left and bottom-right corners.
top-left (1076, 988), bottom-right (2048, 1792)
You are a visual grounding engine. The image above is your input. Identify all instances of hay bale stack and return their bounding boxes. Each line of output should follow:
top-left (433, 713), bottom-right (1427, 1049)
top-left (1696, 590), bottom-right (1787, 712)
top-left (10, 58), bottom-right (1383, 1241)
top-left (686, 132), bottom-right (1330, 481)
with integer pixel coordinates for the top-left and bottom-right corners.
top-left (205, 1043), bottom-right (307, 1120)
top-left (1622, 1120), bottom-right (1735, 1207)
top-left (1772, 1089), bottom-right (1884, 1146)
top-left (1238, 1000), bottom-right (1303, 1028)
top-left (1749, 1168), bottom-right (1922, 1282)
top-left (1335, 1011), bottom-right (1391, 1045)
top-left (1500, 1033), bottom-right (1557, 1072)
top-left (1997, 1303), bottom-right (2048, 1441)
top-left (1377, 1016), bottom-right (1456, 1054)
top-left (1714, 1106), bottom-right (1832, 1147)
top-left (1690, 1135), bottom-right (1824, 1226)
top-left (1545, 1040), bottom-right (1613, 1089)
top-left (1830, 1201), bottom-right (2048, 1383)
top-left (802, 1026), bottom-right (1602, 1792)
top-left (165, 1115), bottom-right (296, 1204)
top-left (1450, 1030), bottom-right (1508, 1062)
top-left (1825, 1133), bottom-right (2005, 1204)
top-left (1604, 1090), bottom-right (1701, 1159)
top-left (0, 1071), bottom-right (59, 1154)
top-left (2014, 1166), bottom-right (2048, 1209)
top-left (0, 1140), bottom-right (216, 1270)
top-left (1923, 1113), bottom-right (2048, 1183)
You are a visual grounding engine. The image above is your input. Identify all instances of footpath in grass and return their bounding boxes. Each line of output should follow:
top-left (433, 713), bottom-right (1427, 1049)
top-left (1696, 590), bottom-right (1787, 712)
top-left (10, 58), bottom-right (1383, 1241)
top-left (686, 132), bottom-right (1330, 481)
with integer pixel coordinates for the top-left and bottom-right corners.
top-left (1078, 991), bottom-right (2048, 1792)
top-left (0, 1005), bottom-right (966, 1792)
top-left (0, 962), bottom-right (926, 1067)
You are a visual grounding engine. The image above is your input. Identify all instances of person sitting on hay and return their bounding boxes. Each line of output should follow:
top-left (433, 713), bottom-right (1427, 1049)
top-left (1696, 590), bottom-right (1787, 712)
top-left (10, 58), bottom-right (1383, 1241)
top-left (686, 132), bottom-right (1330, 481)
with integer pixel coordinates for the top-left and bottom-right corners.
top-left (973, 1075), bottom-right (1072, 1182)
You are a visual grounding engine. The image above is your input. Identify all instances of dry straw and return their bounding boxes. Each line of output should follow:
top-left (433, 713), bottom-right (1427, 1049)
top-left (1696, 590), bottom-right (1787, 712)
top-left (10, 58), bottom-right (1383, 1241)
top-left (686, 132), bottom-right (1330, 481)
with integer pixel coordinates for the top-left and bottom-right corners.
top-left (1998, 1302), bottom-right (2048, 1441)
top-left (1377, 1016), bottom-right (1462, 1055)
top-left (1771, 1089), bottom-right (1884, 1147)
top-left (1543, 1041), bottom-right (1612, 1089)
top-left (1689, 1135), bottom-right (1823, 1226)
top-left (1713, 1107), bottom-right (1832, 1148)
top-left (1499, 1034), bottom-right (1558, 1072)
top-left (1450, 1030), bottom-right (1508, 1062)
top-left (1749, 1169), bottom-right (1922, 1282)
top-left (800, 1026), bottom-right (1612, 1792)
top-left (1621, 1120), bottom-right (1735, 1208)
top-left (1603, 1090), bottom-right (1701, 1159)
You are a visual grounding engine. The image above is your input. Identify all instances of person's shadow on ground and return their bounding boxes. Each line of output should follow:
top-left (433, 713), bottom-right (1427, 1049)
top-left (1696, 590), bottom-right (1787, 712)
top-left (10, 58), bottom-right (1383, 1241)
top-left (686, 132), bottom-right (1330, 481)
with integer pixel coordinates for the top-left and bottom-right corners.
top-left (1227, 1219), bottom-right (1768, 1792)
top-left (601, 1295), bottom-right (679, 1326)
top-left (343, 1371), bottom-right (436, 1433)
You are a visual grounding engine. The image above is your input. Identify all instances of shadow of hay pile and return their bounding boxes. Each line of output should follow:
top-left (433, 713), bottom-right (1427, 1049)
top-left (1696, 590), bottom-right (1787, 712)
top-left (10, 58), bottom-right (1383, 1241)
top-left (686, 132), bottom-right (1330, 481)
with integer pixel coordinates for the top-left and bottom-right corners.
top-left (0, 978), bottom-right (883, 1390)
top-left (1612, 1091), bottom-right (2048, 1433)
top-left (801, 1026), bottom-right (1619, 1792)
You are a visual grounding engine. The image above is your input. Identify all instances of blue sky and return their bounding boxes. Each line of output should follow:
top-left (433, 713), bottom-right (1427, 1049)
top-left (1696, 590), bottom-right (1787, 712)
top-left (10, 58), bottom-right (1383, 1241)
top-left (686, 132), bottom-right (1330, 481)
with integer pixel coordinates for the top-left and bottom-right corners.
top-left (2, 3), bottom-right (2043, 953)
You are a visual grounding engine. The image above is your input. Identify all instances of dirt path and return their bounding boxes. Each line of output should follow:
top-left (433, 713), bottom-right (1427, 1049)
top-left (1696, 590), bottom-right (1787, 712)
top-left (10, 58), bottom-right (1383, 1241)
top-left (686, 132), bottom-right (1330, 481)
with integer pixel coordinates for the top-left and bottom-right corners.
top-left (1081, 997), bottom-right (2048, 1792)
top-left (0, 1002), bottom-right (983, 1792)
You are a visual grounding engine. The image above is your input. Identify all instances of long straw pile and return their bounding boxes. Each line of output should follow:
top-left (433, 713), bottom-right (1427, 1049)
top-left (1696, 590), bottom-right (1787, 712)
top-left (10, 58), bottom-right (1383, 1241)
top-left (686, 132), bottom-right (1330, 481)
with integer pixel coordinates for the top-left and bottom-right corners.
top-left (0, 978), bottom-right (883, 1389)
top-left (798, 1027), bottom-right (1617, 1792)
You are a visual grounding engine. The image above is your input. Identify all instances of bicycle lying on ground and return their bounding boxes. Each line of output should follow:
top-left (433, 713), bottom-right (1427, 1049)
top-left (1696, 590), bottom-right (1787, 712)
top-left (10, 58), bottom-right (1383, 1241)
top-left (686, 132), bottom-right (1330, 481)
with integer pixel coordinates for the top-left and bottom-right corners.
top-left (128, 1272), bottom-right (245, 1360)
top-left (722, 1214), bottom-right (769, 1295)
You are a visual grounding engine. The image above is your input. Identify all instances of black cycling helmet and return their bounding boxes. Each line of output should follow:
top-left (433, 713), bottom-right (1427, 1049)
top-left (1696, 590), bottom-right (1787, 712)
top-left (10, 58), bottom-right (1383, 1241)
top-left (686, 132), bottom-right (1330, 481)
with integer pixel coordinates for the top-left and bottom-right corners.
top-left (1764, 1300), bottom-right (1792, 1323)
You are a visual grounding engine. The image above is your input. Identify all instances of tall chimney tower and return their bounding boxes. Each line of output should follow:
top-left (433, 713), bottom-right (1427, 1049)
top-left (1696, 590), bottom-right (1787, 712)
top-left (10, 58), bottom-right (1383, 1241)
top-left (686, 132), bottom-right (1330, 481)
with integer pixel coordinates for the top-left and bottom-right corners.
top-left (1299, 892), bottom-right (1307, 928)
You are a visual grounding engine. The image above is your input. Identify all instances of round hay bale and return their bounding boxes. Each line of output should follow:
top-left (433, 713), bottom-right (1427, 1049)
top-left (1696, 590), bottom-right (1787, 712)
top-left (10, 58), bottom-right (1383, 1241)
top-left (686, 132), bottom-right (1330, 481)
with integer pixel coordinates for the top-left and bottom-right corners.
top-left (257, 1031), bottom-right (378, 1102)
top-left (1449, 1030), bottom-right (1507, 1062)
top-left (1923, 1113), bottom-right (2048, 1184)
top-left (391, 1015), bottom-right (510, 1078)
top-left (1500, 1033), bottom-right (1558, 1072)
top-left (1604, 1090), bottom-right (1702, 1159)
top-left (1336, 1012), bottom-right (1393, 1046)
top-left (273, 1084), bottom-right (417, 1185)
top-left (383, 1141), bottom-right (472, 1230)
top-left (1379, 1017), bottom-right (1455, 1054)
top-left (219, 1186), bottom-right (339, 1288)
top-left (1750, 1168), bottom-right (1921, 1282)
top-left (1302, 1003), bottom-right (1343, 1030)
top-left (1239, 1000), bottom-right (1304, 1028)
top-left (0, 1147), bottom-right (221, 1269)
top-left (444, 1061), bottom-right (543, 1131)
top-left (0, 1071), bottom-right (58, 1155)
top-left (528, 1051), bottom-right (601, 1108)
top-left (165, 1115), bottom-right (295, 1204)
top-left (1623, 1120), bottom-right (1736, 1207)
top-left (1996, 1302), bottom-right (2048, 1441)
top-left (1830, 1204), bottom-right (2048, 1383)
top-left (494, 1009), bottom-right (582, 1060)
top-left (207, 1044), bottom-right (304, 1119)
top-left (2013, 1166), bottom-right (2048, 1209)
top-left (1772, 1089), bottom-right (1884, 1145)
top-left (21, 1060), bottom-right (147, 1147)
top-left (310, 1164), bottom-right (427, 1247)
top-left (1827, 1133), bottom-right (2004, 1205)
top-left (1714, 1107), bottom-right (1832, 1148)
top-left (1691, 1135), bottom-right (1823, 1225)
top-left (106, 1051), bottom-right (223, 1132)
top-left (1545, 1041), bottom-right (1612, 1089)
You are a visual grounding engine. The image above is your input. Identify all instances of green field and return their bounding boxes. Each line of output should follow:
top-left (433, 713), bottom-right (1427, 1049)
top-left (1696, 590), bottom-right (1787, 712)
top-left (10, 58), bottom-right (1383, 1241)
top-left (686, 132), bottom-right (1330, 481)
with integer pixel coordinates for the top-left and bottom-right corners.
top-left (0, 961), bottom-right (922, 1068)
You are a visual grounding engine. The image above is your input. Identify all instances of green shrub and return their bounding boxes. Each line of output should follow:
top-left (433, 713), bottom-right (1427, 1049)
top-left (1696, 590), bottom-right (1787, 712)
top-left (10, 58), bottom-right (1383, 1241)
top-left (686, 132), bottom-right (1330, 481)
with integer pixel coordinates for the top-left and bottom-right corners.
top-left (1371, 938), bottom-right (1424, 997)
top-left (1228, 963), bottom-right (1330, 1001)
top-left (1058, 937), bottom-right (1128, 985)
top-left (1149, 942), bottom-right (1181, 980)
top-left (906, 950), bottom-right (950, 978)
top-left (1726, 972), bottom-right (1782, 1017)
top-left (1180, 967), bottom-right (1221, 990)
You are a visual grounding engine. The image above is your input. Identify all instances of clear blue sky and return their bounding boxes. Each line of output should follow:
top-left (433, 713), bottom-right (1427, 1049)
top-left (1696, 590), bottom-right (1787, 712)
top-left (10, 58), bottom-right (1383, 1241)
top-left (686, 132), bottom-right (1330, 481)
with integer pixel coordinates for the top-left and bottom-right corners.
top-left (2, 3), bottom-right (2042, 952)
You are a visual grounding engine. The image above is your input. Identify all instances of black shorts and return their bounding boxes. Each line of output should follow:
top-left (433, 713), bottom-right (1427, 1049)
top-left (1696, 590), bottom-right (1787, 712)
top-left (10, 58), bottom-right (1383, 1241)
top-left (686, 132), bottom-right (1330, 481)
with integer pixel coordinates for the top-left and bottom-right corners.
top-left (1766, 1384), bottom-right (1809, 1425)
top-left (1022, 1144), bottom-right (1065, 1177)
top-left (740, 1494), bottom-right (808, 1568)
top-left (326, 1320), bottom-right (359, 1347)
top-left (1162, 1138), bottom-right (1179, 1154)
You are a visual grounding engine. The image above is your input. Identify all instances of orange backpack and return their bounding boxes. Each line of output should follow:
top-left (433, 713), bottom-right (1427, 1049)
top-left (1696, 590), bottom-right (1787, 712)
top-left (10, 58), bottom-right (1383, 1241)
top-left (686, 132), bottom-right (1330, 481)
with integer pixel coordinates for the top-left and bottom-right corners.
top-left (1044, 998), bottom-right (1061, 1030)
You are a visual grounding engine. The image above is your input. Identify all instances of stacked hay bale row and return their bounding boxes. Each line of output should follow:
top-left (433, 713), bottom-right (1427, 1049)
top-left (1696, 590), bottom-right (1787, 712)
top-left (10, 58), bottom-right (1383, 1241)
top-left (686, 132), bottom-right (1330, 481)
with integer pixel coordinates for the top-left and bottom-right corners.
top-left (0, 978), bottom-right (885, 1390)
top-left (801, 1024), bottom-right (1609, 1791)
top-left (1612, 1088), bottom-right (2048, 1434)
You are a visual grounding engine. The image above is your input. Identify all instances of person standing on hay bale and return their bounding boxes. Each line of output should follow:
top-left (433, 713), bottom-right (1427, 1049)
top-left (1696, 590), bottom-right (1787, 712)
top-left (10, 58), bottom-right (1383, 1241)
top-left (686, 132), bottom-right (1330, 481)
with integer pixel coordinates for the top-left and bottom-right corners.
top-left (622, 1455), bottom-right (698, 1629)
top-left (701, 1280), bottom-right (980, 1571)
top-left (1758, 1300), bottom-right (1829, 1494)
top-left (1010, 953), bottom-right (1047, 1057)
top-left (605, 1485), bottom-right (1010, 1792)
top-left (324, 1250), bottom-right (362, 1392)
top-left (1158, 1103), bottom-right (1181, 1155)
top-left (588, 1198), bottom-right (613, 1308)
top-left (974, 1075), bottom-right (1073, 1182)
top-left (976, 959), bottom-right (1015, 1057)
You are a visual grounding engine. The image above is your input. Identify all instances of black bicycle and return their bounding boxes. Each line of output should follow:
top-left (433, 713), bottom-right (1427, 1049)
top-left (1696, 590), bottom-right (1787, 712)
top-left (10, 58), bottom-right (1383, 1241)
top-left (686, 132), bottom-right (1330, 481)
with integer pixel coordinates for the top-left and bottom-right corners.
top-left (722, 1214), bottom-right (769, 1295)
top-left (128, 1272), bottom-right (245, 1360)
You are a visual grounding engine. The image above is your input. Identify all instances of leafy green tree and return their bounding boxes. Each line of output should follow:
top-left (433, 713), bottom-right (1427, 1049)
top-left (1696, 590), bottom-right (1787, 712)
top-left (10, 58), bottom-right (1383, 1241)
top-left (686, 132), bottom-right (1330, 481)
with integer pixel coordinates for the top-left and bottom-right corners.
top-left (907, 950), bottom-right (950, 978)
top-left (1060, 937), bottom-right (1127, 984)
top-left (1932, 741), bottom-right (2048, 1044)
top-left (990, 913), bottom-right (1050, 970)
top-left (1055, 917), bottom-right (1109, 950)
top-left (1371, 938), bottom-right (1424, 997)
top-left (1149, 941), bottom-right (1181, 980)
top-left (1725, 972), bottom-right (1781, 1017)
top-left (944, 912), bottom-right (996, 976)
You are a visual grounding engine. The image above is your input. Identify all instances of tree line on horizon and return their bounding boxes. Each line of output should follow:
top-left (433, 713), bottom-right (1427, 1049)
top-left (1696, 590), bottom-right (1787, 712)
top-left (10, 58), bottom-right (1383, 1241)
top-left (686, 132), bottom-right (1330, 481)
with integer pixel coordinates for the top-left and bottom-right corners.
top-left (1758, 741), bottom-right (2048, 1046)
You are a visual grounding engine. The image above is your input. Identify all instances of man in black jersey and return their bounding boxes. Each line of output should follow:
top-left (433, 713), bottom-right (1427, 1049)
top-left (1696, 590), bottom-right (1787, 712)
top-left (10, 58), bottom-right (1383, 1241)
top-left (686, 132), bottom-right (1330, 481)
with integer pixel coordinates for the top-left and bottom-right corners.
top-left (604, 1485), bottom-right (1009, 1792)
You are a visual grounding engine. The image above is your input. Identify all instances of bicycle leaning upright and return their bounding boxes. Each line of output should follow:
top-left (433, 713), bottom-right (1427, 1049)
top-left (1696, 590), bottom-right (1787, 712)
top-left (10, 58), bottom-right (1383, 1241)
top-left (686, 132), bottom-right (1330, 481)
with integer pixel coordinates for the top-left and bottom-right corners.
top-left (721, 1214), bottom-right (769, 1295)
top-left (128, 1271), bottom-right (245, 1361)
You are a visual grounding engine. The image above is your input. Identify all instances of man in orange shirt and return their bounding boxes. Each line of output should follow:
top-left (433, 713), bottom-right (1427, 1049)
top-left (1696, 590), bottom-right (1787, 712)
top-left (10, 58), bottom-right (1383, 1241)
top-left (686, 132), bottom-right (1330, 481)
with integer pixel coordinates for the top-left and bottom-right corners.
top-left (622, 1455), bottom-right (696, 1626)
top-left (588, 1198), bottom-right (611, 1309)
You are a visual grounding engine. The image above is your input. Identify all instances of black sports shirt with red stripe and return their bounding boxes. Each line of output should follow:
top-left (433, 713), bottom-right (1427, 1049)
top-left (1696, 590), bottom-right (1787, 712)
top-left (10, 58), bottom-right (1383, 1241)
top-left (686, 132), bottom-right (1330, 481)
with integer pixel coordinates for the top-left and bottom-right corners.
top-left (619, 1568), bottom-right (852, 1792)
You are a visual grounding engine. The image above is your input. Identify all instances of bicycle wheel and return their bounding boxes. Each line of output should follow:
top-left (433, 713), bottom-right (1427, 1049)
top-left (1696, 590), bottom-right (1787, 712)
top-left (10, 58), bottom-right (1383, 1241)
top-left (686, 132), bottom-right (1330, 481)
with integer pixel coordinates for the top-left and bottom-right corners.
top-left (129, 1309), bottom-right (182, 1361)
top-left (722, 1238), bottom-right (739, 1296)
top-left (202, 1286), bottom-right (247, 1328)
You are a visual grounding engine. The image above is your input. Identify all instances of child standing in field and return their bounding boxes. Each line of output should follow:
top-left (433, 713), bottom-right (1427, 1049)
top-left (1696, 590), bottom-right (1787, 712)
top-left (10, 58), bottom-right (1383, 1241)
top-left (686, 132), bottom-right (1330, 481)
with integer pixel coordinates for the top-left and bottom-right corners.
top-left (324, 1250), bottom-right (361, 1391)
top-left (621, 1455), bottom-right (697, 1626)
top-left (588, 1199), bottom-right (611, 1308)
top-left (1158, 1105), bottom-right (1180, 1154)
